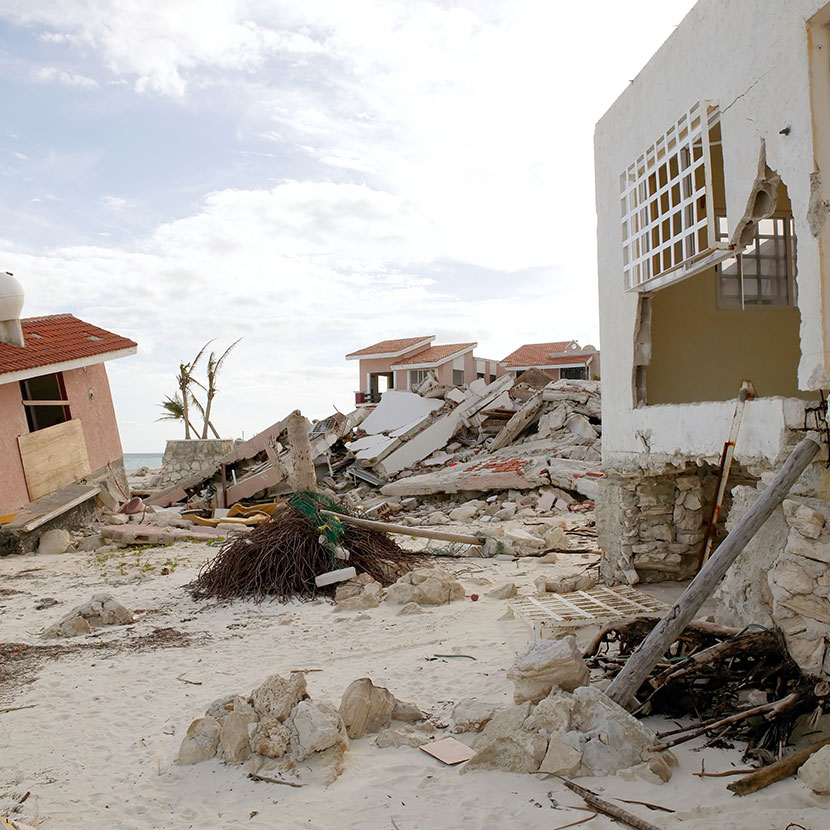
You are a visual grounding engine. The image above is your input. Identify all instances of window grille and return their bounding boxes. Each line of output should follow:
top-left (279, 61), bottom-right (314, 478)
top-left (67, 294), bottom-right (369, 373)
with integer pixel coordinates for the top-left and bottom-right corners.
top-left (620, 100), bottom-right (730, 292)
top-left (716, 216), bottom-right (794, 308)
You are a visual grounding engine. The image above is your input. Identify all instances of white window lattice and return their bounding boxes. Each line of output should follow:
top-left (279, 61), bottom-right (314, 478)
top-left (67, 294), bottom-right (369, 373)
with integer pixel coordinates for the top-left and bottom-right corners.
top-left (620, 101), bottom-right (728, 292)
top-left (717, 216), bottom-right (794, 308)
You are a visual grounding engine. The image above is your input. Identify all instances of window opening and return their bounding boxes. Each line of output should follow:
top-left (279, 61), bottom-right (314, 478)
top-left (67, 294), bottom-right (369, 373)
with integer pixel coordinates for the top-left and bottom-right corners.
top-left (716, 215), bottom-right (795, 308)
top-left (20, 372), bottom-right (71, 432)
top-left (452, 369), bottom-right (464, 386)
top-left (620, 101), bottom-right (731, 292)
top-left (409, 369), bottom-right (429, 387)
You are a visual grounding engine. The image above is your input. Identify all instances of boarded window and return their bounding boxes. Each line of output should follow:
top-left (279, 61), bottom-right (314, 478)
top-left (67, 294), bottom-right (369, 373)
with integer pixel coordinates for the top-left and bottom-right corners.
top-left (620, 101), bottom-right (730, 292)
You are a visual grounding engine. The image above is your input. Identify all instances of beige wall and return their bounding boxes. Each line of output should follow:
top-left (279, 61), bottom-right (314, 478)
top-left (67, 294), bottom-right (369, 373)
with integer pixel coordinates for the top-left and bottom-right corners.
top-left (0, 381), bottom-right (32, 513)
top-left (646, 267), bottom-right (807, 404)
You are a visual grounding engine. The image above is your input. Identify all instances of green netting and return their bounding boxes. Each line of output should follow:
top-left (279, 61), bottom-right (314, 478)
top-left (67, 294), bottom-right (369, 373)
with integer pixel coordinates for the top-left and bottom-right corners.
top-left (289, 490), bottom-right (347, 550)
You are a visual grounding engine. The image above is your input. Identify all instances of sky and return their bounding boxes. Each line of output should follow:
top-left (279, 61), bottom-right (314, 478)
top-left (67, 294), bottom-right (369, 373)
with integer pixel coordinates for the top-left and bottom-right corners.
top-left (0, 0), bottom-right (697, 452)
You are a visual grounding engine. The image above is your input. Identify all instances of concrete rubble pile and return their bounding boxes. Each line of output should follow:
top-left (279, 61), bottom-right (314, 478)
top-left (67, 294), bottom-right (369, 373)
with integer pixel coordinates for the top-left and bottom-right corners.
top-left (177, 672), bottom-right (425, 786)
top-left (113, 375), bottom-right (602, 561)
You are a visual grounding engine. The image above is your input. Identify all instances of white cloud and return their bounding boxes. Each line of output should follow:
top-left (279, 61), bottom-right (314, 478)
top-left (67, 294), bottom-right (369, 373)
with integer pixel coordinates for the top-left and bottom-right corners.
top-left (35, 65), bottom-right (99, 88)
top-left (100, 195), bottom-right (129, 210)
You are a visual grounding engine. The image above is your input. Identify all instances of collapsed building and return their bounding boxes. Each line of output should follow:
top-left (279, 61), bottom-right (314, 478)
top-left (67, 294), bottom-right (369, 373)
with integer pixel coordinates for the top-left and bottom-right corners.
top-left (594, 0), bottom-right (830, 676)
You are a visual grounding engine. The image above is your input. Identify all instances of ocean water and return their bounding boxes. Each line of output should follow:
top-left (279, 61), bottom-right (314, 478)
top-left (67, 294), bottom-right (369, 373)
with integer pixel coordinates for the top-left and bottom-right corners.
top-left (123, 453), bottom-right (164, 472)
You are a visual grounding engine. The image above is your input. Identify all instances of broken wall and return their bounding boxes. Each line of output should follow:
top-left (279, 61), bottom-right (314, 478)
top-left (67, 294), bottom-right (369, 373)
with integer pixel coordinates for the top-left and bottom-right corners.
top-left (154, 438), bottom-right (236, 490)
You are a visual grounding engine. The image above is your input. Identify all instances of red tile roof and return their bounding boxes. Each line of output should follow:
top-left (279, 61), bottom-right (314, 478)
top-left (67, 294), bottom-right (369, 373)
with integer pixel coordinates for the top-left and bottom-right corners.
top-left (0, 315), bottom-right (137, 377)
top-left (541, 354), bottom-right (593, 367)
top-left (501, 341), bottom-right (579, 368)
top-left (346, 336), bottom-right (434, 359)
top-left (392, 342), bottom-right (476, 367)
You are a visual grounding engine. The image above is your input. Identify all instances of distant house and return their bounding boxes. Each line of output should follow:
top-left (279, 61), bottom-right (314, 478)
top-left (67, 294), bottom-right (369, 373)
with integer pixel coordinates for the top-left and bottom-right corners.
top-left (346, 336), bottom-right (503, 403)
top-left (500, 341), bottom-right (600, 380)
top-left (0, 275), bottom-right (137, 516)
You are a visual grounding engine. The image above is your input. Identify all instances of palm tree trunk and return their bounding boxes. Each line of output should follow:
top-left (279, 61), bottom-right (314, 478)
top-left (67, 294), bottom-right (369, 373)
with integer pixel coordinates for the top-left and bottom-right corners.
top-left (201, 391), bottom-right (213, 439)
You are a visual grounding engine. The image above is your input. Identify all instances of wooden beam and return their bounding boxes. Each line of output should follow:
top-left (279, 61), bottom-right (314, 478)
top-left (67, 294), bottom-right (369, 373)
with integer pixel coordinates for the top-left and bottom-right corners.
top-left (605, 437), bottom-right (820, 709)
top-left (319, 509), bottom-right (485, 546)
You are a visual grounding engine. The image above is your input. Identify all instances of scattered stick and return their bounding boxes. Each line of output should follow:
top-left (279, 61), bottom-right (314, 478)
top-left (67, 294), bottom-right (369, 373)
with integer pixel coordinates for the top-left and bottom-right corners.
top-left (693, 769), bottom-right (755, 778)
top-left (617, 798), bottom-right (674, 813)
top-left (176, 673), bottom-right (202, 686)
top-left (248, 772), bottom-right (304, 788)
top-left (290, 668), bottom-right (322, 673)
top-left (552, 809), bottom-right (599, 830)
top-left (559, 779), bottom-right (662, 830)
top-left (727, 735), bottom-right (830, 796)
top-left (650, 693), bottom-right (799, 751)
top-left (0, 704), bottom-right (36, 714)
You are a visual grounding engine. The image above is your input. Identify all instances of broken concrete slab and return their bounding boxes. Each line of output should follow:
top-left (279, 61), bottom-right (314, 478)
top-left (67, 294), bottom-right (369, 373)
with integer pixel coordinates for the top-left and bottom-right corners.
top-left (101, 524), bottom-right (222, 545)
top-left (359, 391), bottom-right (443, 436)
top-left (490, 394), bottom-right (545, 451)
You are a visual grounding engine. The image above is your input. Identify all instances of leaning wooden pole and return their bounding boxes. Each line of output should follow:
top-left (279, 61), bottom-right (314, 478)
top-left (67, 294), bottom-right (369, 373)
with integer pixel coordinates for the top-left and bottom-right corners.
top-left (606, 437), bottom-right (820, 709)
top-left (287, 410), bottom-right (317, 493)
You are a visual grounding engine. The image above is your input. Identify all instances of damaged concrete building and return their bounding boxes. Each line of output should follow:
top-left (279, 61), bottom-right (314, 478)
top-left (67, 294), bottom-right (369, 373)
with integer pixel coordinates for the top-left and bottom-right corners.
top-left (594, 0), bottom-right (830, 676)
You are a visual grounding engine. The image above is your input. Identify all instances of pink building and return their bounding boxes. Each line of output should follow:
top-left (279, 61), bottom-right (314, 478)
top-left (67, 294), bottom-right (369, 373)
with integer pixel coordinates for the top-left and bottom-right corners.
top-left (500, 340), bottom-right (601, 381)
top-left (346, 336), bottom-right (504, 403)
top-left (0, 305), bottom-right (137, 516)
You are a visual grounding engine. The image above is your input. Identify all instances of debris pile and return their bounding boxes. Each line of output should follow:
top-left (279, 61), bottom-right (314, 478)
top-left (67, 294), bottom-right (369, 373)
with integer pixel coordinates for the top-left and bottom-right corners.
top-left (188, 493), bottom-right (425, 602)
top-left (178, 673), bottom-right (424, 786)
top-left (43, 593), bottom-right (134, 638)
top-left (143, 377), bottom-right (602, 526)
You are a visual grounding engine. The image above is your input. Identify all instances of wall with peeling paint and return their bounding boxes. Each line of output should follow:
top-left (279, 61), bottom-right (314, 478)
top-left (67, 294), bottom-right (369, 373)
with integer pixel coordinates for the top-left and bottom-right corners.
top-left (595, 0), bottom-right (830, 471)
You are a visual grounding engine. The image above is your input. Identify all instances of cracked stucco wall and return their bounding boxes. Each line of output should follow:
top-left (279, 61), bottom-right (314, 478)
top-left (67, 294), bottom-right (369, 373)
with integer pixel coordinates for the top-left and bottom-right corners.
top-left (595, 0), bottom-right (830, 474)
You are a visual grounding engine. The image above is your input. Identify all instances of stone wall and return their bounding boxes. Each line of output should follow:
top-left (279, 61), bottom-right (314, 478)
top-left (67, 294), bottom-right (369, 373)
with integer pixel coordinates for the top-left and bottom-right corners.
top-left (715, 485), bottom-right (830, 678)
top-left (153, 439), bottom-right (236, 490)
top-left (598, 466), bottom-right (722, 584)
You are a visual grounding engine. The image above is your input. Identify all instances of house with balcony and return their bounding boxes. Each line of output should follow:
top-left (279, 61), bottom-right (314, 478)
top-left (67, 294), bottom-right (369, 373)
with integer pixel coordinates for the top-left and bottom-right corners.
top-left (500, 340), bottom-right (600, 380)
top-left (0, 273), bottom-right (136, 523)
top-left (346, 336), bottom-right (503, 403)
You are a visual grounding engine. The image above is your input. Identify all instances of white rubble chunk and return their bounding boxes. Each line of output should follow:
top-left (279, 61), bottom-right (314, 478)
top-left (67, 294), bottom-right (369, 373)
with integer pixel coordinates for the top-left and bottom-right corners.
top-left (37, 529), bottom-right (71, 555)
top-left (450, 698), bottom-right (500, 733)
top-left (486, 582), bottom-right (517, 600)
top-left (798, 745), bottom-right (830, 794)
top-left (384, 568), bottom-right (464, 606)
top-left (539, 729), bottom-right (583, 775)
top-left (449, 500), bottom-right (484, 521)
top-left (219, 710), bottom-right (258, 763)
top-left (339, 677), bottom-right (397, 739)
top-left (251, 717), bottom-right (292, 758)
top-left (177, 716), bottom-right (221, 765)
top-left (506, 636), bottom-right (589, 703)
top-left (251, 673), bottom-right (308, 721)
top-left (783, 499), bottom-right (826, 539)
top-left (359, 390), bottom-right (443, 435)
top-left (288, 700), bottom-right (348, 761)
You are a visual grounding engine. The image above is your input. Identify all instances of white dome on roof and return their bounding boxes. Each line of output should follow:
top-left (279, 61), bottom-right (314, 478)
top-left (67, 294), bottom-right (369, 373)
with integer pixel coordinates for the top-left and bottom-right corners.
top-left (0, 272), bottom-right (24, 321)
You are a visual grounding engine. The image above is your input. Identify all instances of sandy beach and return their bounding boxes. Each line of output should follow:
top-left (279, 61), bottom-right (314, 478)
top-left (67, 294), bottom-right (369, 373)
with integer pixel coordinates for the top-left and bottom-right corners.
top-left (1, 539), bottom-right (827, 830)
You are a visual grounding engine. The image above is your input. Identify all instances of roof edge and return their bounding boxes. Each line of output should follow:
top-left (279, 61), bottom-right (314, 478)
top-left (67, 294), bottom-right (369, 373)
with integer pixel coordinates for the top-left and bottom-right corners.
top-left (0, 345), bottom-right (138, 385)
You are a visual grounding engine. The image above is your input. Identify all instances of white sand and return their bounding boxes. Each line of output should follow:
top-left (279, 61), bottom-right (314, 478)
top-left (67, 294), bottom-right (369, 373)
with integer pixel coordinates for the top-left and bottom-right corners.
top-left (1, 541), bottom-right (827, 829)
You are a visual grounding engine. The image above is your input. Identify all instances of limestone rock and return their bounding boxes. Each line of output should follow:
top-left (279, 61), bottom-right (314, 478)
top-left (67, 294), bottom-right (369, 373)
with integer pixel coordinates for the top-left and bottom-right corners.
top-left (543, 527), bottom-right (569, 550)
top-left (470, 702), bottom-right (546, 764)
top-left (391, 698), bottom-right (424, 723)
top-left (571, 686), bottom-right (656, 776)
top-left (385, 568), bottom-right (464, 606)
top-left (219, 710), bottom-right (258, 763)
top-left (375, 727), bottom-right (429, 749)
top-left (523, 689), bottom-right (576, 735)
top-left (42, 593), bottom-right (133, 638)
top-left (251, 717), bottom-right (292, 758)
top-left (37, 528), bottom-right (71, 555)
top-left (486, 582), bottom-right (517, 600)
top-left (207, 695), bottom-right (255, 722)
top-left (339, 677), bottom-right (397, 738)
top-left (334, 591), bottom-right (381, 612)
top-left (397, 601), bottom-right (424, 615)
top-left (506, 636), bottom-right (589, 703)
top-left (177, 716), bottom-right (221, 765)
top-left (462, 737), bottom-right (540, 774)
top-left (251, 673), bottom-right (308, 721)
top-left (538, 729), bottom-right (583, 775)
top-left (424, 511), bottom-right (449, 526)
top-left (534, 572), bottom-right (597, 594)
top-left (288, 700), bottom-right (348, 761)
top-left (449, 501), bottom-right (484, 522)
top-left (783, 500), bottom-right (826, 540)
top-left (798, 745), bottom-right (830, 794)
top-left (450, 698), bottom-right (499, 733)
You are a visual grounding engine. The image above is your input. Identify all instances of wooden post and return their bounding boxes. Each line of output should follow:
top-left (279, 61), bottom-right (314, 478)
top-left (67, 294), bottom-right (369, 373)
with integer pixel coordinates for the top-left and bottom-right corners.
top-left (605, 437), bottom-right (820, 709)
top-left (319, 510), bottom-right (485, 546)
top-left (287, 410), bottom-right (317, 493)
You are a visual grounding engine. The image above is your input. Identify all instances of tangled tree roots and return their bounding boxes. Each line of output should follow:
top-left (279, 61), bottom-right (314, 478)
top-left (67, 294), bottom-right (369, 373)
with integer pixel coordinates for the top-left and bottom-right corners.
top-left (188, 498), bottom-right (426, 602)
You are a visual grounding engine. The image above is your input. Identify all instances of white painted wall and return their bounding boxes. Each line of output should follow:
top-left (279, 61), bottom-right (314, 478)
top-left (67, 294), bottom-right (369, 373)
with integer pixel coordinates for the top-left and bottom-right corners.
top-left (595, 0), bottom-right (830, 471)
